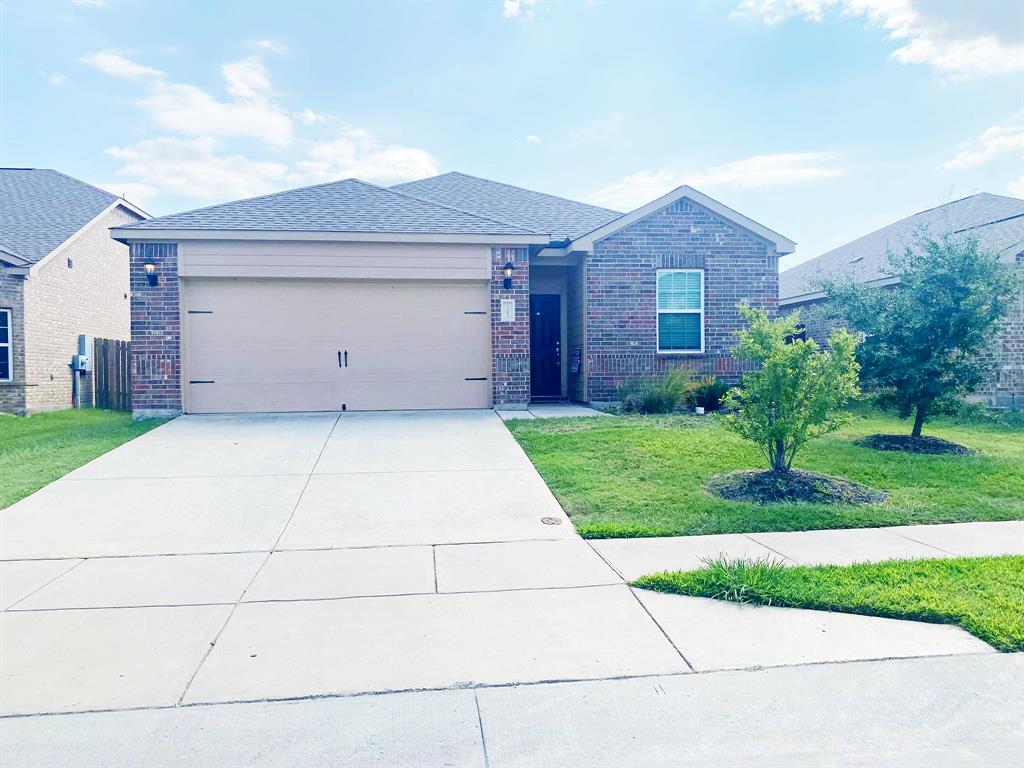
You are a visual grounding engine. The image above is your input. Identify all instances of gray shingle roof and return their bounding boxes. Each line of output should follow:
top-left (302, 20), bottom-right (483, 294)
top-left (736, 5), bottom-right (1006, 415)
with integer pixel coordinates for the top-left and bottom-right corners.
top-left (0, 168), bottom-right (118, 264)
top-left (392, 171), bottom-right (623, 240)
top-left (780, 193), bottom-right (1024, 300)
top-left (120, 178), bottom-right (536, 235)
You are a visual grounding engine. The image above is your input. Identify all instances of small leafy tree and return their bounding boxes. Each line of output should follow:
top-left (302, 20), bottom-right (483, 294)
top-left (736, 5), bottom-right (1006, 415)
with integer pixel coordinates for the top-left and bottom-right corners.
top-left (822, 233), bottom-right (1022, 437)
top-left (722, 306), bottom-right (860, 472)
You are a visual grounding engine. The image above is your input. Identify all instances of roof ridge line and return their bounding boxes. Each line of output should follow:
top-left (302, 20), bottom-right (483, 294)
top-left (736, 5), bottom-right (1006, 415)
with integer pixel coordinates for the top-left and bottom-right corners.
top-left (359, 177), bottom-right (540, 234)
top-left (953, 211), bottom-right (1024, 233)
top-left (396, 170), bottom-right (623, 216)
top-left (119, 177), bottom-right (371, 228)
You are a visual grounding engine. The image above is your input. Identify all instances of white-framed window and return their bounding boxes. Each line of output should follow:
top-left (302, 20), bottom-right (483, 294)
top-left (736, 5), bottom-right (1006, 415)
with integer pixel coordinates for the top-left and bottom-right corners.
top-left (656, 269), bottom-right (704, 353)
top-left (0, 308), bottom-right (11, 381)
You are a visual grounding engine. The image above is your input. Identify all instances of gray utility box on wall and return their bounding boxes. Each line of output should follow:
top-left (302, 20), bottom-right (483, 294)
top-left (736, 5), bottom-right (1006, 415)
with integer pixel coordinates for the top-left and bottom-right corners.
top-left (72, 334), bottom-right (92, 372)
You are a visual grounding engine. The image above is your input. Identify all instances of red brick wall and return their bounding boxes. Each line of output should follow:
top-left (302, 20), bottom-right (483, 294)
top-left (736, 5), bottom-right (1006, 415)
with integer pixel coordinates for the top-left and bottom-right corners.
top-left (130, 242), bottom-right (181, 417)
top-left (490, 246), bottom-right (530, 407)
top-left (586, 198), bottom-right (778, 403)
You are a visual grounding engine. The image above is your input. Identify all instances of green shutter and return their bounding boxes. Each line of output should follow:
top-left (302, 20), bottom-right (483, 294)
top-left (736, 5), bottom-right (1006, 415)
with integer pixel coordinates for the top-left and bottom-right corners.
top-left (658, 313), bottom-right (701, 351)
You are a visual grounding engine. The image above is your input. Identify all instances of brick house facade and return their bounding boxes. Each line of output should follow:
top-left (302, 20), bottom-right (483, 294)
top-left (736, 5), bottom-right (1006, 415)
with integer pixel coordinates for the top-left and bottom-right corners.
top-left (112, 175), bottom-right (793, 417)
top-left (585, 198), bottom-right (778, 403)
top-left (1, 174), bottom-right (145, 415)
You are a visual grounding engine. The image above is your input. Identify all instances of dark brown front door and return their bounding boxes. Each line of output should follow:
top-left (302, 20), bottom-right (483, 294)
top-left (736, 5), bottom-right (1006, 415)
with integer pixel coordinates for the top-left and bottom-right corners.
top-left (530, 294), bottom-right (561, 399)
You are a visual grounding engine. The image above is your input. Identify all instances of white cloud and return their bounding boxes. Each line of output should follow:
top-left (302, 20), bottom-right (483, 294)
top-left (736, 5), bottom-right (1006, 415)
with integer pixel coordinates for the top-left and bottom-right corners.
top-left (589, 170), bottom-right (679, 211)
top-left (80, 50), bottom-right (164, 80)
top-left (93, 54), bottom-right (438, 206)
top-left (734, 0), bottom-right (1024, 77)
top-left (42, 72), bottom-right (67, 86)
top-left (503, 0), bottom-right (537, 20)
top-left (733, 0), bottom-right (833, 24)
top-left (254, 39), bottom-right (288, 54)
top-left (942, 118), bottom-right (1024, 170)
top-left (105, 137), bottom-right (289, 201)
top-left (690, 151), bottom-right (843, 188)
top-left (295, 129), bottom-right (438, 185)
top-left (222, 57), bottom-right (272, 99)
top-left (1009, 174), bottom-right (1024, 198)
top-left (589, 152), bottom-right (843, 210)
top-left (525, 134), bottom-right (542, 143)
top-left (137, 58), bottom-right (293, 148)
top-left (295, 108), bottom-right (331, 125)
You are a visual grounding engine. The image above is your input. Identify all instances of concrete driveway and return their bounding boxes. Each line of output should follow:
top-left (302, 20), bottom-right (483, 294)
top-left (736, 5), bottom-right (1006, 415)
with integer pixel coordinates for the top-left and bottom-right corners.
top-left (1, 410), bottom-right (678, 716)
top-left (0, 409), bottom-right (998, 724)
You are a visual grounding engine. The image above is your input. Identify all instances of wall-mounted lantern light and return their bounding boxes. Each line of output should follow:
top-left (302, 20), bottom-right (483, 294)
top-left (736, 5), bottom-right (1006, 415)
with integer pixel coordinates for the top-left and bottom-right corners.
top-left (142, 260), bottom-right (158, 287)
top-left (502, 261), bottom-right (515, 290)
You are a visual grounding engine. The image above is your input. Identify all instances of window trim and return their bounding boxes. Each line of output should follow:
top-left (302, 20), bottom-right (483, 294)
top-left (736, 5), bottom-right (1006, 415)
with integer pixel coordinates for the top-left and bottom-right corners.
top-left (0, 308), bottom-right (11, 382)
top-left (656, 269), bottom-right (704, 355)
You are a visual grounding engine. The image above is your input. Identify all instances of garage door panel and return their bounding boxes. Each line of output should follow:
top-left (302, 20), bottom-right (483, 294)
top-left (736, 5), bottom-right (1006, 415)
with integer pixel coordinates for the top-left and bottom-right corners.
top-left (183, 278), bottom-right (491, 413)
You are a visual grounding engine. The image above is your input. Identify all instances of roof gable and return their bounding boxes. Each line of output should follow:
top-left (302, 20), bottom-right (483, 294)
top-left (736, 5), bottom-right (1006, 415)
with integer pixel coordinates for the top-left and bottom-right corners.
top-left (392, 171), bottom-right (622, 240)
top-left (569, 185), bottom-right (796, 255)
top-left (0, 168), bottom-right (119, 263)
top-left (780, 193), bottom-right (1024, 301)
top-left (118, 178), bottom-right (537, 236)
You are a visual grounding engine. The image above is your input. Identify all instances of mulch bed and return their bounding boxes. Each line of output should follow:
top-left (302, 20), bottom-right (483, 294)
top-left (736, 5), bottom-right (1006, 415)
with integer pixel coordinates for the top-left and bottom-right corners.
top-left (706, 469), bottom-right (887, 505)
top-left (854, 433), bottom-right (973, 455)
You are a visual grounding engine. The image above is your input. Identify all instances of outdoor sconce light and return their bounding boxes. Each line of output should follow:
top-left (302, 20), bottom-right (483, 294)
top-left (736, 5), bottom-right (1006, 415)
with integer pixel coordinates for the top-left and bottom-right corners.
top-left (502, 261), bottom-right (515, 290)
top-left (143, 261), bottom-right (158, 287)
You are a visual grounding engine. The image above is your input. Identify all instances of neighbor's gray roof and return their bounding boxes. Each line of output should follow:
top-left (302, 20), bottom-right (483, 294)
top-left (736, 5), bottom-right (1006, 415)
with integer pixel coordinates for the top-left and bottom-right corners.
top-left (0, 168), bottom-right (118, 264)
top-left (393, 171), bottom-right (622, 240)
top-left (120, 178), bottom-right (536, 235)
top-left (780, 193), bottom-right (1024, 301)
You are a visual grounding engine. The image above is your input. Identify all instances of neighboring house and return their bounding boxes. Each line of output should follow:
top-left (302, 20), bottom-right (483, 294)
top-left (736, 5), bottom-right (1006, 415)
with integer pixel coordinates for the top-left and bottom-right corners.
top-left (110, 172), bottom-right (794, 417)
top-left (0, 169), bottom-right (147, 414)
top-left (780, 193), bottom-right (1024, 408)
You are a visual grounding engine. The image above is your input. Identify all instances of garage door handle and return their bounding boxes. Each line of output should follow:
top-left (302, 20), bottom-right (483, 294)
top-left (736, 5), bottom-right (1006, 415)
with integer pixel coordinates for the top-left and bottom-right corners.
top-left (338, 350), bottom-right (348, 368)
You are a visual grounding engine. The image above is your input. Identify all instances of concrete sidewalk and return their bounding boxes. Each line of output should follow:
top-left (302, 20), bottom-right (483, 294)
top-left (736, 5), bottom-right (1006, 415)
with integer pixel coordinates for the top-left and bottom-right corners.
top-left (2, 653), bottom-right (1020, 768)
top-left (591, 520), bottom-right (1024, 580)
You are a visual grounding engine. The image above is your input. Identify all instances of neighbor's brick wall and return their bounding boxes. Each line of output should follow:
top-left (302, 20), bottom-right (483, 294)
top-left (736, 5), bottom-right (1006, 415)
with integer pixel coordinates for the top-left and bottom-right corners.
top-left (13, 206), bottom-right (138, 414)
top-left (782, 298), bottom-right (845, 346)
top-left (130, 242), bottom-right (182, 417)
top-left (975, 255), bottom-right (1024, 408)
top-left (586, 198), bottom-right (778, 403)
top-left (0, 272), bottom-right (26, 414)
top-left (491, 246), bottom-right (530, 407)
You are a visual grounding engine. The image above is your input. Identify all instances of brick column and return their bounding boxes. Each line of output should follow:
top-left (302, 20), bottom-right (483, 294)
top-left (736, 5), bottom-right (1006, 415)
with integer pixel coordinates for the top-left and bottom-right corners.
top-left (129, 242), bottom-right (181, 418)
top-left (490, 246), bottom-right (530, 408)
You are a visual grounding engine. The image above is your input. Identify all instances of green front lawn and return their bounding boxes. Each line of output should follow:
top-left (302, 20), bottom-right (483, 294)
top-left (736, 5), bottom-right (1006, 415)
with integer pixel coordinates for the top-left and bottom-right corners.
top-left (507, 410), bottom-right (1024, 538)
top-left (0, 410), bottom-right (166, 509)
top-left (634, 556), bottom-right (1024, 652)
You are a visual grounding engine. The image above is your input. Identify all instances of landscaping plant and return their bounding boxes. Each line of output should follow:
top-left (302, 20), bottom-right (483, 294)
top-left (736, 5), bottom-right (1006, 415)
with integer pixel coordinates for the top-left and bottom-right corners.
top-left (618, 369), bottom-right (699, 414)
top-left (721, 305), bottom-right (861, 473)
top-left (822, 232), bottom-right (1021, 440)
top-left (686, 375), bottom-right (730, 412)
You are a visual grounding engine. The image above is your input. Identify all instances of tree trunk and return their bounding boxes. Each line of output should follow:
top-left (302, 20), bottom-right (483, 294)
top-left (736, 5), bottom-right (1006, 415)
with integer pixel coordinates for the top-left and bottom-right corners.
top-left (771, 440), bottom-right (788, 472)
top-left (912, 406), bottom-right (928, 438)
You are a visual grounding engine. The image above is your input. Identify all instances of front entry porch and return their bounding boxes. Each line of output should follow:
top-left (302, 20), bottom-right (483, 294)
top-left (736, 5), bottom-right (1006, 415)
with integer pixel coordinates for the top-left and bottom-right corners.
top-left (528, 261), bottom-right (585, 403)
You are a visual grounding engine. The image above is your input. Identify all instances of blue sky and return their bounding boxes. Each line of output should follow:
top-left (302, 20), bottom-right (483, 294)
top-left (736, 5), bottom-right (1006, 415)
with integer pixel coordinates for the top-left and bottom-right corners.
top-left (2, 0), bottom-right (1021, 267)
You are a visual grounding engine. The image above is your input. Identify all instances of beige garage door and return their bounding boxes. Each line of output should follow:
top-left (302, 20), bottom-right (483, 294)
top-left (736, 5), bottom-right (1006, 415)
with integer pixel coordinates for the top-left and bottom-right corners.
top-left (182, 278), bottom-right (491, 413)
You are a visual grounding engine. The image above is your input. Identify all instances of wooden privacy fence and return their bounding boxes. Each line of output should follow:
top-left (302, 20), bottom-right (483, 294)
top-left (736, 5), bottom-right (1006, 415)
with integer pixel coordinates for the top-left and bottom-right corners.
top-left (93, 338), bottom-right (131, 411)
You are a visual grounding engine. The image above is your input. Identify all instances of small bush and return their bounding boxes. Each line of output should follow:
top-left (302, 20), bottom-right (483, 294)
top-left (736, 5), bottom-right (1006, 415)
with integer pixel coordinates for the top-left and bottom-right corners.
top-left (619, 370), bottom-right (697, 414)
top-left (687, 376), bottom-right (730, 411)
